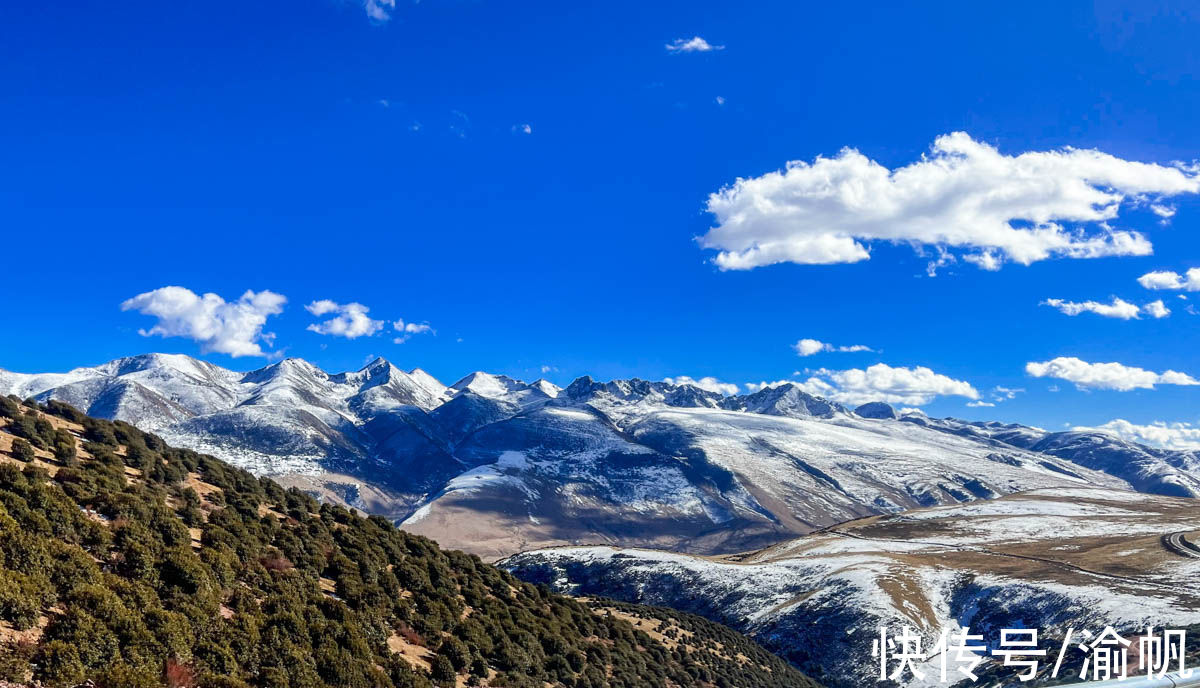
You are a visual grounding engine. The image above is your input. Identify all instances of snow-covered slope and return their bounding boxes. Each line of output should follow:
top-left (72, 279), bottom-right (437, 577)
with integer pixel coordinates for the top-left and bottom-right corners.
top-left (5, 354), bottom-right (1200, 559)
top-left (399, 379), bottom-right (1135, 558)
top-left (503, 487), bottom-right (1200, 688)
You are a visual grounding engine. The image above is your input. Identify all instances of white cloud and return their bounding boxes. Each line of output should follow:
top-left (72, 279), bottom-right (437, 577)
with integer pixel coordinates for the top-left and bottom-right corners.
top-left (793, 363), bottom-right (979, 406)
top-left (306, 300), bottom-right (384, 339)
top-left (1151, 204), bottom-right (1177, 219)
top-left (1041, 297), bottom-right (1140, 319)
top-left (662, 375), bottom-right (740, 396)
top-left (1144, 299), bottom-right (1171, 319)
top-left (795, 339), bottom-right (826, 356)
top-left (700, 132), bottom-right (1199, 271)
top-left (665, 36), bottom-right (723, 53)
top-left (1025, 356), bottom-right (1200, 391)
top-left (121, 286), bottom-right (286, 358)
top-left (1138, 268), bottom-right (1200, 291)
top-left (513, 124), bottom-right (532, 135)
top-left (395, 320), bottom-right (432, 334)
top-left (967, 400), bottom-right (996, 407)
top-left (391, 319), bottom-right (434, 344)
top-left (365, 0), bottom-right (395, 21)
top-left (1075, 419), bottom-right (1200, 451)
top-left (715, 96), bottom-right (726, 106)
top-left (794, 338), bottom-right (874, 357)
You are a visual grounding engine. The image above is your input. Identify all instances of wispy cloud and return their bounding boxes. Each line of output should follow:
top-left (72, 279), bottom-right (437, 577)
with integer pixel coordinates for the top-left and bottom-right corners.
top-left (701, 132), bottom-right (1199, 271)
top-left (969, 386), bottom-right (1024, 407)
top-left (392, 319), bottom-right (434, 344)
top-left (121, 286), bottom-right (286, 358)
top-left (1040, 296), bottom-right (1169, 319)
top-left (665, 36), bottom-right (724, 53)
top-left (450, 110), bottom-right (470, 139)
top-left (794, 338), bottom-right (874, 357)
top-left (365, 0), bottom-right (396, 22)
top-left (992, 386), bottom-right (1024, 401)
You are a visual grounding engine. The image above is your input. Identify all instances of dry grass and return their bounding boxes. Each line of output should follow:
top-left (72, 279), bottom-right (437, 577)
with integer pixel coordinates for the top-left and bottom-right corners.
top-left (386, 631), bottom-right (433, 672)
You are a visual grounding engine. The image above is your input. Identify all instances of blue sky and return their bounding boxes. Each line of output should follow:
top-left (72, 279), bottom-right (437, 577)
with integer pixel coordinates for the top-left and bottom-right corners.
top-left (2, 1), bottom-right (1200, 444)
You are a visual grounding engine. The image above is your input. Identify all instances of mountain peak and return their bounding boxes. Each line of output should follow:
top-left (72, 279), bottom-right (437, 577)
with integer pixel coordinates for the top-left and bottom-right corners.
top-left (854, 401), bottom-right (897, 419)
top-left (362, 355), bottom-right (389, 367)
top-left (557, 376), bottom-right (723, 409)
top-left (729, 382), bottom-right (844, 419)
top-left (529, 379), bottom-right (561, 398)
top-left (450, 371), bottom-right (526, 400)
top-left (242, 356), bottom-right (326, 384)
top-left (405, 367), bottom-right (447, 393)
top-left (94, 352), bottom-right (215, 378)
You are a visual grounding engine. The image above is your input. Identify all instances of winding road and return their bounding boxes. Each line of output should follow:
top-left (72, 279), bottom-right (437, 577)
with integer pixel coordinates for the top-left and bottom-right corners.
top-left (1162, 531), bottom-right (1200, 559)
top-left (824, 528), bottom-right (1197, 595)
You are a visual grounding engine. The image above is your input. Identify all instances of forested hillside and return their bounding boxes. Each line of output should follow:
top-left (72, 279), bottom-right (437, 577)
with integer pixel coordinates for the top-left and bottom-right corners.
top-left (0, 396), bottom-right (815, 688)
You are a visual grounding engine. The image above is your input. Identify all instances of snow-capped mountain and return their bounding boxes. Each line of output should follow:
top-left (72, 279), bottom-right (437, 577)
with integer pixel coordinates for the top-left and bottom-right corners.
top-left (503, 487), bottom-right (1200, 688)
top-left (4, 353), bottom-right (1199, 559)
top-left (0, 353), bottom-right (453, 478)
top-left (904, 414), bottom-right (1200, 497)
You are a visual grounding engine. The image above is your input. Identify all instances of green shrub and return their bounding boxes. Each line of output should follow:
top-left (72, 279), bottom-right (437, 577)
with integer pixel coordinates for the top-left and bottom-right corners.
top-left (0, 397), bottom-right (19, 420)
top-left (0, 569), bottom-right (54, 629)
top-left (431, 654), bottom-right (456, 684)
top-left (9, 439), bottom-right (35, 463)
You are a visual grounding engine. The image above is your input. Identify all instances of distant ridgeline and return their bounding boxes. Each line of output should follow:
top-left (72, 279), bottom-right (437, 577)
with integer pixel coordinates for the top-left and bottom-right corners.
top-left (0, 395), bottom-right (816, 688)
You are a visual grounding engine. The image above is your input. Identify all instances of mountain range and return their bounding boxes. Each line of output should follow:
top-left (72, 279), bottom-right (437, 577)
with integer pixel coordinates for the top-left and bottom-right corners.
top-left (4, 353), bottom-right (1200, 560)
